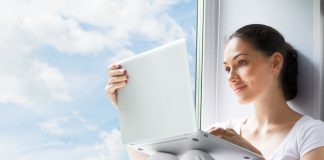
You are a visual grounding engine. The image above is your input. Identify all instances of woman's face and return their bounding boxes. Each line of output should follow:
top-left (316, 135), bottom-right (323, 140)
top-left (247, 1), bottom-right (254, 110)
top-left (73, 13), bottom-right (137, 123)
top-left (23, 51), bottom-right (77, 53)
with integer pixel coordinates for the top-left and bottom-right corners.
top-left (223, 38), bottom-right (275, 104)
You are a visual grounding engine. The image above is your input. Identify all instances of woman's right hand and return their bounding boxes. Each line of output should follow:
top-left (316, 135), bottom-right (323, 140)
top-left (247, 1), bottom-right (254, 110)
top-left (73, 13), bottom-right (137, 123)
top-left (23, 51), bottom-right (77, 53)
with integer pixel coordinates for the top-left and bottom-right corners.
top-left (105, 64), bottom-right (128, 107)
top-left (208, 127), bottom-right (264, 158)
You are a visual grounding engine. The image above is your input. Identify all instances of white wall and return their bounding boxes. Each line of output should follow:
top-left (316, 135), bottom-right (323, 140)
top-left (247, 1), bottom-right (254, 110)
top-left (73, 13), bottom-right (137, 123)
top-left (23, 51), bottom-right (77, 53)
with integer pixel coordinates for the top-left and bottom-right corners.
top-left (201, 0), bottom-right (324, 129)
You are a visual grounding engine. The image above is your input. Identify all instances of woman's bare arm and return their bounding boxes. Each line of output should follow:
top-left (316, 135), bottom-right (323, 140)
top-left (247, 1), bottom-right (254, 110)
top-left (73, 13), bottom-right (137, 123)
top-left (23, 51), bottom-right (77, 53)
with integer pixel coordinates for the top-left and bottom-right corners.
top-left (302, 146), bottom-right (324, 160)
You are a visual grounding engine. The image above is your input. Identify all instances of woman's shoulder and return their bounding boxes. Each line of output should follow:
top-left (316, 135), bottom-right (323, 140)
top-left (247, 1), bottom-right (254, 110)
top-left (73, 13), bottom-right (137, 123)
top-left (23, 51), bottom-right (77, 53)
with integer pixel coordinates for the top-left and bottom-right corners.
top-left (270, 116), bottom-right (324, 159)
top-left (296, 115), bottom-right (324, 137)
top-left (294, 115), bottom-right (324, 156)
top-left (297, 115), bottom-right (324, 133)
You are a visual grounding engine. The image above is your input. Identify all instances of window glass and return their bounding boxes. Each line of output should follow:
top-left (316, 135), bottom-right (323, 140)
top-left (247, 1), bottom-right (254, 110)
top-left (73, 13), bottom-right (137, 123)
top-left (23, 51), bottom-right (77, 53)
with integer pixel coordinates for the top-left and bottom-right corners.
top-left (0, 0), bottom-right (197, 159)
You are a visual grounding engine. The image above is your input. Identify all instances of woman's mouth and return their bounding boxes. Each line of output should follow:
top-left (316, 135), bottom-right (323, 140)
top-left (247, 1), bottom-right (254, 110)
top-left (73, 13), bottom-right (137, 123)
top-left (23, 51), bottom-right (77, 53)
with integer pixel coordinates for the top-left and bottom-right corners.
top-left (233, 85), bottom-right (247, 93)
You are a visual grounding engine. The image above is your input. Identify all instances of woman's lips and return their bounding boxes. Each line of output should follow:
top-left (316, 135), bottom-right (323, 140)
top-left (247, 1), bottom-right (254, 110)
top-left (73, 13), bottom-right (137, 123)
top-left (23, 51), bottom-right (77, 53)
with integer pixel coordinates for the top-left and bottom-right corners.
top-left (233, 85), bottom-right (247, 93)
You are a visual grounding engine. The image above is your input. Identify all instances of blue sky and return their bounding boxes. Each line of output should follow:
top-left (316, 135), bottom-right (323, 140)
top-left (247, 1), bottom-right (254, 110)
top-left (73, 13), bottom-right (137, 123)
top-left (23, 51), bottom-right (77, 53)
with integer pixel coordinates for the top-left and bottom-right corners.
top-left (0, 0), bottom-right (197, 159)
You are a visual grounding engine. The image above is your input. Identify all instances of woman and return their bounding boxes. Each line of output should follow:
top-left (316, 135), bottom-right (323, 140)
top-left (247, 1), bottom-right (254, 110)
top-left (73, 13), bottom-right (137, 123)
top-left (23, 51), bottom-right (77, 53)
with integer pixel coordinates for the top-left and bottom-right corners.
top-left (105, 24), bottom-right (324, 160)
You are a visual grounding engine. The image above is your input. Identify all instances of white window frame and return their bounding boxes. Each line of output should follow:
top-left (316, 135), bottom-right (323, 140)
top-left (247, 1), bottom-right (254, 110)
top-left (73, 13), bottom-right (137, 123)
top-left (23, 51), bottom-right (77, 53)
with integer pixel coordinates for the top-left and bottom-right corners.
top-left (312, 0), bottom-right (324, 120)
top-left (196, 0), bottom-right (221, 129)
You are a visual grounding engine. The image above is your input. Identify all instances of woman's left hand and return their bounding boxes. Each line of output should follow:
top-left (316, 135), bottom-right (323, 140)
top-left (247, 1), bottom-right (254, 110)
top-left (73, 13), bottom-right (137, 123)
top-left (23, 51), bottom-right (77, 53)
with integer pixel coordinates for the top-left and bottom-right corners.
top-left (207, 127), bottom-right (264, 158)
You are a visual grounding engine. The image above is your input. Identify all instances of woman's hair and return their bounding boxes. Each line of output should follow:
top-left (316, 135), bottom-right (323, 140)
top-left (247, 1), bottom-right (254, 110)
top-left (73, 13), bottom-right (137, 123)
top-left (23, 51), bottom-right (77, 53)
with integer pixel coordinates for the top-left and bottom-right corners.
top-left (228, 24), bottom-right (298, 101)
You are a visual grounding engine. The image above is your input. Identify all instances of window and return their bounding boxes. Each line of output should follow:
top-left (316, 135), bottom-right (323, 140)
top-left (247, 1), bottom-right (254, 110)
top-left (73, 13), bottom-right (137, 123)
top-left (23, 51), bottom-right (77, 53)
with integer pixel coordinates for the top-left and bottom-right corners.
top-left (0, 0), bottom-right (198, 160)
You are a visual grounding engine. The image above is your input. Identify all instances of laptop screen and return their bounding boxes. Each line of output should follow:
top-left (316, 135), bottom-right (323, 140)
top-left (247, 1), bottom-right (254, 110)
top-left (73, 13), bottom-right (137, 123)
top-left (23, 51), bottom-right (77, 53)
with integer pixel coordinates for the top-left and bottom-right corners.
top-left (117, 39), bottom-right (198, 145)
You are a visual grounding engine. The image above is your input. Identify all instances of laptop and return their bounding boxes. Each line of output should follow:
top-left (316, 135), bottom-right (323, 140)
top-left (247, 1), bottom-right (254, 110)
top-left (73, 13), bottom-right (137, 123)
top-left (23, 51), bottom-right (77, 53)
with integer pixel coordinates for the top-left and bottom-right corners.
top-left (116, 39), bottom-right (263, 160)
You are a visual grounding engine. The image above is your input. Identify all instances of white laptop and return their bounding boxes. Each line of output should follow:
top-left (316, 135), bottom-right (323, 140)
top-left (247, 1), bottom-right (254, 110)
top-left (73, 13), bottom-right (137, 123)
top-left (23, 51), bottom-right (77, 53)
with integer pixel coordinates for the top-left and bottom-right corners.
top-left (116, 39), bottom-right (263, 160)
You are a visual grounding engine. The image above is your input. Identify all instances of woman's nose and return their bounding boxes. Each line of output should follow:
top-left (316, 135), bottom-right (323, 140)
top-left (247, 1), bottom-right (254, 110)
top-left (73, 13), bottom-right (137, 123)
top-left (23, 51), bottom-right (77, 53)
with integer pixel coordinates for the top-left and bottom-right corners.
top-left (228, 69), bottom-right (239, 83)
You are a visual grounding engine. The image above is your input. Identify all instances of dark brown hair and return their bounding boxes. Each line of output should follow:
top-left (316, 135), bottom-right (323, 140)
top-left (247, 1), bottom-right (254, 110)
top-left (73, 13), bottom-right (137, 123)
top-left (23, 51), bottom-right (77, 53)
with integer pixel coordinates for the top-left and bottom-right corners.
top-left (228, 24), bottom-right (298, 101)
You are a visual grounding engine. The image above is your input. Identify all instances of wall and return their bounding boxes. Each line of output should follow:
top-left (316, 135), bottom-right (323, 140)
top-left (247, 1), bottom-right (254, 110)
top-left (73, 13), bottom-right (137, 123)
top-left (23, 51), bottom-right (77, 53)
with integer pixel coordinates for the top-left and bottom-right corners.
top-left (201, 0), bottom-right (324, 128)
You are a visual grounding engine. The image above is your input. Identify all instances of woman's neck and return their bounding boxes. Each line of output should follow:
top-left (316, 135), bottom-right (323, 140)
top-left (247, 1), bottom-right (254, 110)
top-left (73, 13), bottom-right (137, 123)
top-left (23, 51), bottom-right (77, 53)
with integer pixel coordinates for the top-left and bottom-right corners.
top-left (249, 89), bottom-right (301, 127)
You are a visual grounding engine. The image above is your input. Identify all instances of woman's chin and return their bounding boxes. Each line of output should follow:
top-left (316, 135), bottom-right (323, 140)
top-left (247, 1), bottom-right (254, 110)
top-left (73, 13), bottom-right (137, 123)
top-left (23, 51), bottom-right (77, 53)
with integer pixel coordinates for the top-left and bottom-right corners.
top-left (237, 96), bottom-right (252, 105)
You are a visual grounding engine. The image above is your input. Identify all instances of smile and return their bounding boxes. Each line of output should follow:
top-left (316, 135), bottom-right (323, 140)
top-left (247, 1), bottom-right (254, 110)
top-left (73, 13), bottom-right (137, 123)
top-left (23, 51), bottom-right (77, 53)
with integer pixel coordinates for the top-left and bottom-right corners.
top-left (234, 85), bottom-right (247, 93)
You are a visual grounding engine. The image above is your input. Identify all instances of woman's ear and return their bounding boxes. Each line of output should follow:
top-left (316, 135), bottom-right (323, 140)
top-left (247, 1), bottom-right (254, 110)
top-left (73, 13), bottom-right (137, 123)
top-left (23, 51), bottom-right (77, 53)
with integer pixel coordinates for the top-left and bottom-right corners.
top-left (271, 52), bottom-right (284, 77)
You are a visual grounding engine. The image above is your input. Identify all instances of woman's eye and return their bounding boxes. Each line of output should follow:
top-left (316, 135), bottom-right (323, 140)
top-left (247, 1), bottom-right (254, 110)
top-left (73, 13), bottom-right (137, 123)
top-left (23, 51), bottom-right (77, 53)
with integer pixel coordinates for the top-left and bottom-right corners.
top-left (238, 60), bottom-right (248, 65)
top-left (225, 67), bottom-right (230, 73)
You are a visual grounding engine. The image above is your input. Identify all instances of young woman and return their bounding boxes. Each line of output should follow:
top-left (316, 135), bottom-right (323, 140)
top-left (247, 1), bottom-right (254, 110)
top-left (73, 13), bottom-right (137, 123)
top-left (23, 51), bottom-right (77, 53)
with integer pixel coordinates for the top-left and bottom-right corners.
top-left (105, 24), bottom-right (324, 160)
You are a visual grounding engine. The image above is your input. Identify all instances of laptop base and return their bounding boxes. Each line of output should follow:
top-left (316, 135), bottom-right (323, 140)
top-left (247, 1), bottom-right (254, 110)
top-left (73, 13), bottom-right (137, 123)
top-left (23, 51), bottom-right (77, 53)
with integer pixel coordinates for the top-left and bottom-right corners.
top-left (131, 131), bottom-right (263, 160)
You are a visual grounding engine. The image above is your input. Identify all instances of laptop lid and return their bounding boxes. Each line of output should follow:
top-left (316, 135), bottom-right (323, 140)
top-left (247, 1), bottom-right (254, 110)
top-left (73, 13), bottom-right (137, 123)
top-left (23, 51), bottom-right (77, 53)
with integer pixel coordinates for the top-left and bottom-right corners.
top-left (116, 39), bottom-right (198, 145)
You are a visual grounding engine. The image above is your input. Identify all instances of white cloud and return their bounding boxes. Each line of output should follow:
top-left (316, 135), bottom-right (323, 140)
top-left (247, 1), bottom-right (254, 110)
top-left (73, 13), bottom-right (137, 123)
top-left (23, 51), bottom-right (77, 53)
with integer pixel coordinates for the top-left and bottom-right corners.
top-left (0, 0), bottom-right (189, 112)
top-left (0, 136), bottom-right (21, 158)
top-left (0, 0), bottom-right (195, 159)
top-left (0, 57), bottom-right (71, 112)
top-left (21, 13), bottom-right (107, 54)
top-left (0, 0), bottom-right (186, 55)
top-left (83, 129), bottom-right (126, 160)
top-left (39, 112), bottom-right (97, 136)
top-left (39, 117), bottom-right (70, 136)
top-left (0, 59), bottom-right (70, 112)
top-left (32, 60), bottom-right (71, 102)
top-left (37, 113), bottom-right (126, 159)
top-left (0, 74), bottom-right (29, 105)
top-left (4, 129), bottom-right (127, 160)
top-left (107, 49), bottom-right (136, 65)
top-left (138, 14), bottom-right (185, 43)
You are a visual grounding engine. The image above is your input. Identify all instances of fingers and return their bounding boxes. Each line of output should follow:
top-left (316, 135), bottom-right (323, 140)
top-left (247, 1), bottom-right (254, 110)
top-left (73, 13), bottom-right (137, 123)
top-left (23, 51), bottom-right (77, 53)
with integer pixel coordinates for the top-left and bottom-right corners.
top-left (225, 128), bottom-right (238, 135)
top-left (208, 127), bottom-right (224, 135)
top-left (109, 69), bottom-right (127, 77)
top-left (208, 128), bottom-right (228, 138)
top-left (208, 127), bottom-right (237, 138)
top-left (106, 63), bottom-right (129, 108)
top-left (105, 64), bottom-right (128, 106)
top-left (108, 75), bottom-right (128, 84)
top-left (107, 63), bottom-right (128, 83)
top-left (108, 64), bottom-right (125, 77)
top-left (208, 127), bottom-right (263, 157)
top-left (106, 81), bottom-right (128, 95)
top-left (108, 64), bottom-right (121, 70)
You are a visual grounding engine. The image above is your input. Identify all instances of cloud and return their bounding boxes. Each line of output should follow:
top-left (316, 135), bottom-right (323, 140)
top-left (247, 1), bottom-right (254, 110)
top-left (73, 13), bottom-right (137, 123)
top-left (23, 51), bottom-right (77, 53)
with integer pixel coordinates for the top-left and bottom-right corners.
top-left (138, 14), bottom-right (185, 43)
top-left (83, 129), bottom-right (127, 160)
top-left (0, 0), bottom-right (189, 111)
top-left (0, 111), bottom-right (125, 160)
top-left (5, 129), bottom-right (127, 160)
top-left (32, 60), bottom-right (71, 102)
top-left (0, 0), bottom-right (186, 55)
top-left (0, 59), bottom-right (70, 112)
top-left (39, 117), bottom-right (70, 136)
top-left (38, 113), bottom-right (126, 159)
top-left (0, 136), bottom-right (21, 159)
top-left (39, 112), bottom-right (97, 136)
top-left (21, 13), bottom-right (107, 54)
top-left (0, 0), bottom-right (195, 159)
top-left (107, 49), bottom-right (136, 65)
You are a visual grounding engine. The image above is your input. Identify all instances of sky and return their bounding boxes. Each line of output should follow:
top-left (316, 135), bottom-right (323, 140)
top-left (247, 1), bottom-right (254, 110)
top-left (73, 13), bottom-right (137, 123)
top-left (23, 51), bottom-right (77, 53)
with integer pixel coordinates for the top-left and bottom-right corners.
top-left (0, 0), bottom-right (197, 160)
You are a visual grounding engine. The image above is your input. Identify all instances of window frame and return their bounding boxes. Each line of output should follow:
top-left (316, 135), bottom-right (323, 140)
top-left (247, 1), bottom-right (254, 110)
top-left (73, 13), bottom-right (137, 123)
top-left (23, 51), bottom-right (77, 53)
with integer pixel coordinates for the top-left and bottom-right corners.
top-left (313, 0), bottom-right (324, 120)
top-left (195, 0), bottom-right (221, 129)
